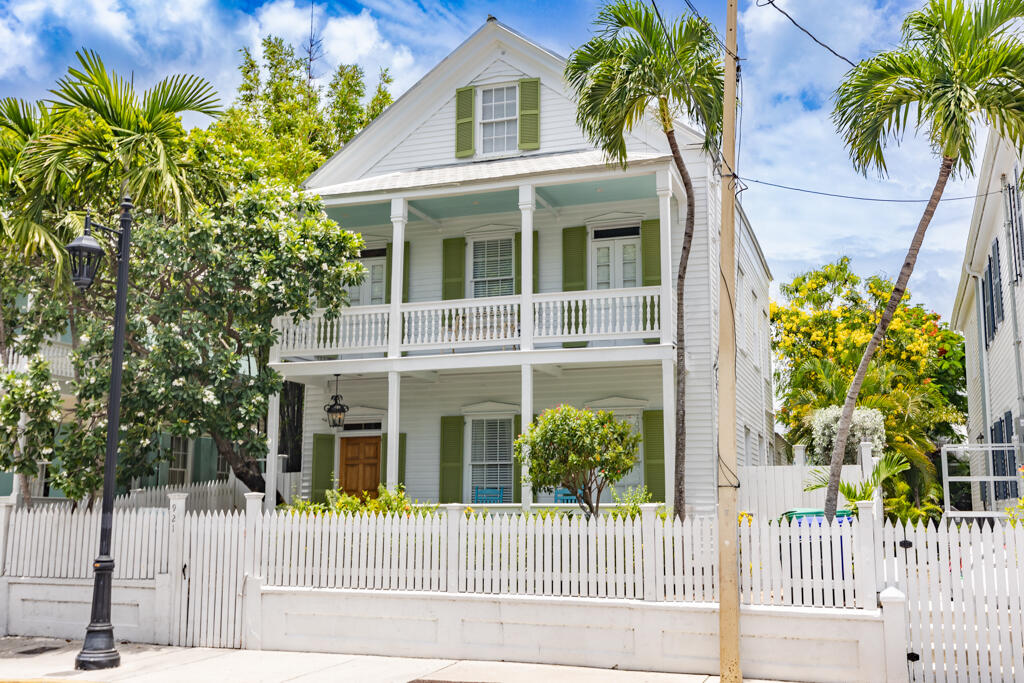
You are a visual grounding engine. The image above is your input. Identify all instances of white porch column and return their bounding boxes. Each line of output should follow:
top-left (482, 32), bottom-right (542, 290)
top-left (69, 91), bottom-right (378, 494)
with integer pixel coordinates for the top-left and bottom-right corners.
top-left (386, 371), bottom-right (400, 488)
top-left (333, 436), bottom-right (341, 490)
top-left (521, 363), bottom-right (533, 511)
top-left (657, 169), bottom-right (673, 345)
top-left (388, 197), bottom-right (408, 358)
top-left (519, 184), bottom-right (535, 351)
top-left (662, 357), bottom-right (677, 513)
top-left (264, 392), bottom-right (280, 512)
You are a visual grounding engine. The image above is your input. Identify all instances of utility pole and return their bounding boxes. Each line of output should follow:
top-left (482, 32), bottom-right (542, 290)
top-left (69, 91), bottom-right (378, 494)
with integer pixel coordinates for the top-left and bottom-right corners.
top-left (717, 0), bottom-right (741, 681)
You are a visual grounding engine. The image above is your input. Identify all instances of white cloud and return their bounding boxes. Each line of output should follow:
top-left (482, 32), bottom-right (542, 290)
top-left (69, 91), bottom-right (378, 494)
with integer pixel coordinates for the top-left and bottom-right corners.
top-left (737, 0), bottom-right (977, 318)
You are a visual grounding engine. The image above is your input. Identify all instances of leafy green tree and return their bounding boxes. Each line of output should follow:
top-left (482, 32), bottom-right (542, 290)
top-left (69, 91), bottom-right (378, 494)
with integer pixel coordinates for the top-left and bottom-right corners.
top-left (191, 36), bottom-right (394, 187)
top-left (54, 184), bottom-right (364, 501)
top-left (565, 0), bottom-right (724, 518)
top-left (825, 0), bottom-right (1024, 518)
top-left (0, 356), bottom-right (63, 504)
top-left (514, 405), bottom-right (641, 516)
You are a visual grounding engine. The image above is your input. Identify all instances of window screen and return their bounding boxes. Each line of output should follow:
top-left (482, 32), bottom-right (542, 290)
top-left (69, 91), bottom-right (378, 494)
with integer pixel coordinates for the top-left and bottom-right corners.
top-left (470, 418), bottom-right (513, 502)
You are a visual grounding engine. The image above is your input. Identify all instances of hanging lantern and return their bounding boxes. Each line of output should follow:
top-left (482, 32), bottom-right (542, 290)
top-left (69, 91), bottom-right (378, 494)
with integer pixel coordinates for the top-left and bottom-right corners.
top-left (323, 373), bottom-right (349, 431)
top-left (66, 213), bottom-right (106, 292)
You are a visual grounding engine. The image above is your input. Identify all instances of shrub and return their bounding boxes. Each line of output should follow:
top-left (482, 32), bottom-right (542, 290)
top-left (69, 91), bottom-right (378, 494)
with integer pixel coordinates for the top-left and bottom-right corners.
top-left (808, 405), bottom-right (885, 465)
top-left (281, 485), bottom-right (437, 516)
top-left (607, 485), bottom-right (652, 520)
top-left (514, 404), bottom-right (640, 516)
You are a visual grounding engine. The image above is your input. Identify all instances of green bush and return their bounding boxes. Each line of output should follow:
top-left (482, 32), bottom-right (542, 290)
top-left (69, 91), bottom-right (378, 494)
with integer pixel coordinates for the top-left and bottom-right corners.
top-left (281, 484), bottom-right (437, 516)
top-left (514, 404), bottom-right (640, 516)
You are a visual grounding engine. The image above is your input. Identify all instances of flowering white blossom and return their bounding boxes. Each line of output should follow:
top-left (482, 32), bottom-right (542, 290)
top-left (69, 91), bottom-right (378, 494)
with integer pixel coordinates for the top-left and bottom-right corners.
top-left (809, 406), bottom-right (886, 465)
top-left (202, 389), bottom-right (218, 405)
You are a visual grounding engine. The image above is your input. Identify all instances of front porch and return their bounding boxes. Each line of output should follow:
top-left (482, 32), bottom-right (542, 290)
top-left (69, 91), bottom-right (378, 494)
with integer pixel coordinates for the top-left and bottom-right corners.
top-left (267, 359), bottom-right (679, 513)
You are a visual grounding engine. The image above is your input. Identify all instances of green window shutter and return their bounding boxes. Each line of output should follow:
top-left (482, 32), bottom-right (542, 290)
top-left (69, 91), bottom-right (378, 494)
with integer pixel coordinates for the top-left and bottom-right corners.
top-left (518, 78), bottom-right (540, 150)
top-left (311, 433), bottom-right (335, 504)
top-left (157, 433), bottom-right (172, 486)
top-left (642, 410), bottom-right (666, 503)
top-left (640, 219), bottom-right (661, 343)
top-left (513, 415), bottom-right (522, 504)
top-left (562, 226), bottom-right (588, 348)
top-left (193, 436), bottom-right (217, 483)
top-left (385, 242), bottom-right (393, 304)
top-left (379, 433), bottom-right (408, 487)
top-left (442, 237), bottom-right (466, 300)
top-left (439, 416), bottom-right (464, 503)
top-left (640, 219), bottom-right (661, 286)
top-left (455, 87), bottom-right (475, 158)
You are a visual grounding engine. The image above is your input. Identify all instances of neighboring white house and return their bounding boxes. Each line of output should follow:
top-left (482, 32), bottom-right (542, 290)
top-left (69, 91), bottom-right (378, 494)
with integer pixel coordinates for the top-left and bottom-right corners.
top-left (950, 132), bottom-right (1023, 512)
top-left (263, 17), bottom-right (773, 515)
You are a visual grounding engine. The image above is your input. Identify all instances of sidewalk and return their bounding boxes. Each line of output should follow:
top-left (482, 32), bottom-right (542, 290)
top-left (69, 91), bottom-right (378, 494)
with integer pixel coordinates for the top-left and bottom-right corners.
top-left (0, 637), bottom-right (786, 683)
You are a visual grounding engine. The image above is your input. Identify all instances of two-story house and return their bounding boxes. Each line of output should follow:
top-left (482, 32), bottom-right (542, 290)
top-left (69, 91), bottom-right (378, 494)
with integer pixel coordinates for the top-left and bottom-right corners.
top-left (259, 18), bottom-right (772, 516)
top-left (951, 132), bottom-right (1023, 512)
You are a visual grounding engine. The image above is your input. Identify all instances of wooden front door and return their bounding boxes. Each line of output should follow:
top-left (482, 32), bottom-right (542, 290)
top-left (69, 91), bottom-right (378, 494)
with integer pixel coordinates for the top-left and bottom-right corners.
top-left (339, 436), bottom-right (382, 497)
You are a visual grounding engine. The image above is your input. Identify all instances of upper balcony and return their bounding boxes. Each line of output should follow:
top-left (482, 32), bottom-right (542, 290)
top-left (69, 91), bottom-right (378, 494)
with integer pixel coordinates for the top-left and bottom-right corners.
top-left (276, 159), bottom-right (686, 368)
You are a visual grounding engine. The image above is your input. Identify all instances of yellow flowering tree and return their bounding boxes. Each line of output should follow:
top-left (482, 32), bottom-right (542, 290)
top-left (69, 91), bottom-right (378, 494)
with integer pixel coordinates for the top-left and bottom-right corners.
top-left (772, 259), bottom-right (965, 498)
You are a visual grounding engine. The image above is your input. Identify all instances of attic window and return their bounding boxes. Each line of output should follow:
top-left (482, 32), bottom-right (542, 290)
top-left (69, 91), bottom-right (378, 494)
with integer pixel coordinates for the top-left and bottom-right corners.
top-left (481, 86), bottom-right (517, 154)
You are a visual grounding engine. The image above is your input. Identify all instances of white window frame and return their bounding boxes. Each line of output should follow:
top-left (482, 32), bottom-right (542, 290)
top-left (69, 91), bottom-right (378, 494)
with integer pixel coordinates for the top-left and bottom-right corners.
top-left (588, 225), bottom-right (642, 291)
top-left (466, 232), bottom-right (516, 299)
top-left (463, 414), bottom-right (517, 504)
top-left (168, 436), bottom-right (189, 486)
top-left (350, 255), bottom-right (387, 307)
top-left (477, 82), bottom-right (519, 157)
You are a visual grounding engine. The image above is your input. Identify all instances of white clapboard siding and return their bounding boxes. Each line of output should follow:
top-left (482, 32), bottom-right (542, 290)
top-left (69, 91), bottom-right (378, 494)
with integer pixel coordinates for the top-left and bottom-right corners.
top-left (738, 464), bottom-right (865, 520)
top-left (2, 506), bottom-right (168, 580)
top-left (880, 519), bottom-right (1024, 683)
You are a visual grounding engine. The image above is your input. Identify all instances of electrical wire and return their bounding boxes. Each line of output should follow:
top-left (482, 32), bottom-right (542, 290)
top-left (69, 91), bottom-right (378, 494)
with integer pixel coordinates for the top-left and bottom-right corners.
top-left (681, 0), bottom-right (741, 61)
top-left (756, 0), bottom-right (856, 68)
top-left (740, 176), bottom-right (1001, 203)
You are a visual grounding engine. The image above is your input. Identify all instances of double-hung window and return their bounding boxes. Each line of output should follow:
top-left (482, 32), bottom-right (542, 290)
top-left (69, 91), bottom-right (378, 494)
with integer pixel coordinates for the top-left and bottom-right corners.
top-left (168, 436), bottom-right (189, 485)
top-left (471, 238), bottom-right (514, 297)
top-left (481, 86), bottom-right (517, 154)
top-left (470, 418), bottom-right (514, 503)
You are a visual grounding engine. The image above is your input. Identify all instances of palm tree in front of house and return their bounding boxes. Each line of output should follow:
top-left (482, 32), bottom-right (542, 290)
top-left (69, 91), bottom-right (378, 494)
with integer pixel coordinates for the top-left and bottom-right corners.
top-left (565, 0), bottom-right (724, 519)
top-left (824, 0), bottom-right (1024, 518)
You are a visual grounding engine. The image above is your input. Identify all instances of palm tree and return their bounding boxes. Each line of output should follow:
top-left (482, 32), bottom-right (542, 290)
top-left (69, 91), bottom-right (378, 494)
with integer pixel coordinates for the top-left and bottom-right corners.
top-left (824, 0), bottom-right (1024, 519)
top-left (10, 49), bottom-right (223, 264)
top-left (565, 0), bottom-right (724, 518)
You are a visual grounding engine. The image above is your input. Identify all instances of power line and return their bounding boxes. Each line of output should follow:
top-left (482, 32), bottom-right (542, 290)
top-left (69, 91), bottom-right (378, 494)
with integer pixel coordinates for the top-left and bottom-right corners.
top-left (740, 176), bottom-right (999, 203)
top-left (680, 0), bottom-right (741, 61)
top-left (756, 0), bottom-right (856, 68)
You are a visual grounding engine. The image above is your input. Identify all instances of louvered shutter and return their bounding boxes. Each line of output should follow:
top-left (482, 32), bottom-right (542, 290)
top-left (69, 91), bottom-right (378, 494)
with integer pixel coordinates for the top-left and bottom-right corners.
top-left (513, 415), bottom-right (522, 503)
top-left (442, 238), bottom-right (467, 300)
top-left (562, 226), bottom-right (588, 348)
top-left (643, 410), bottom-right (666, 502)
top-left (518, 78), bottom-right (540, 150)
top-left (157, 433), bottom-right (172, 486)
top-left (640, 219), bottom-right (661, 342)
top-left (439, 416), bottom-right (464, 503)
top-left (1006, 412), bottom-right (1019, 498)
top-left (455, 87), bottom-right (475, 158)
top-left (311, 433), bottom-right (334, 503)
top-left (994, 240), bottom-right (1005, 323)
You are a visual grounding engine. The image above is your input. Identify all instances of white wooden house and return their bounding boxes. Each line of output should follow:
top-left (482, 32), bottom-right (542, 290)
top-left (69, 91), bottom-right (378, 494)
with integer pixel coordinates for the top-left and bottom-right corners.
top-left (263, 18), bottom-right (773, 515)
top-left (950, 132), bottom-right (1024, 512)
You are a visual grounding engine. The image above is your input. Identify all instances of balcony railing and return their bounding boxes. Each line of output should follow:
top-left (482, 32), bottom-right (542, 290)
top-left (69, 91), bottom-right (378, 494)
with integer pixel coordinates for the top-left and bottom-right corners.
top-left (275, 286), bottom-right (661, 358)
top-left (8, 341), bottom-right (75, 379)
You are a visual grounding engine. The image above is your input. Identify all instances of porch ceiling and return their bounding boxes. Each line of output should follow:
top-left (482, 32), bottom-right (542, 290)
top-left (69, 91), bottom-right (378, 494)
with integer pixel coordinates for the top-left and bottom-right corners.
top-left (325, 172), bottom-right (658, 231)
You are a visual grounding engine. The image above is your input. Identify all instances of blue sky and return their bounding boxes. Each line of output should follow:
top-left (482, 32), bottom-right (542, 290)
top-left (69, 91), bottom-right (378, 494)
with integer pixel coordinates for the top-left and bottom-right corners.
top-left (0, 0), bottom-right (977, 320)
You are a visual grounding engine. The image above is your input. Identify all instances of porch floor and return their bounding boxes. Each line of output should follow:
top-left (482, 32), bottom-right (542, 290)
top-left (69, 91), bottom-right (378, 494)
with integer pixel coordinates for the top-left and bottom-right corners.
top-left (0, 636), bottom-right (792, 682)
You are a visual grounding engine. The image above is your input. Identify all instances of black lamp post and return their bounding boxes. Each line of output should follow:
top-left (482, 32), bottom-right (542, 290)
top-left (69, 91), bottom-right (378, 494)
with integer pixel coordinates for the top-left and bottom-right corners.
top-left (323, 373), bottom-right (349, 432)
top-left (66, 196), bottom-right (133, 670)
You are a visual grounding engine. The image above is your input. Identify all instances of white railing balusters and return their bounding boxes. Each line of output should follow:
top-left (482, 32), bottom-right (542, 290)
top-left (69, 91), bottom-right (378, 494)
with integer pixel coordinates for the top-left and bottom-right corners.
top-left (532, 287), bottom-right (660, 343)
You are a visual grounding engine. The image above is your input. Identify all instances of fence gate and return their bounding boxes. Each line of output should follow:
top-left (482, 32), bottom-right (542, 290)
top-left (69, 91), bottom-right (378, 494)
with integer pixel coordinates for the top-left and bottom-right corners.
top-left (881, 520), bottom-right (1024, 682)
top-left (172, 510), bottom-right (246, 648)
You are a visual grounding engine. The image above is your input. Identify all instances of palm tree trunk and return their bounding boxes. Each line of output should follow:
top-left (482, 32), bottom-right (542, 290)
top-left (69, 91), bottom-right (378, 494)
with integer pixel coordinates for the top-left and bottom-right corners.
top-left (663, 126), bottom-right (696, 520)
top-left (823, 156), bottom-right (954, 519)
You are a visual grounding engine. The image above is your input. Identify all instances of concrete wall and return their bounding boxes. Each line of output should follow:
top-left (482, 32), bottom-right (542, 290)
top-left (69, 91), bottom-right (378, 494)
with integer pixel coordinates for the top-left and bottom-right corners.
top-left (252, 586), bottom-right (895, 683)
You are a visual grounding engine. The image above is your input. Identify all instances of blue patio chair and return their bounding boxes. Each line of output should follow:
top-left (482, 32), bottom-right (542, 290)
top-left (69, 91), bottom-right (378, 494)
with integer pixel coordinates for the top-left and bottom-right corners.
top-left (554, 488), bottom-right (578, 503)
top-left (473, 486), bottom-right (505, 504)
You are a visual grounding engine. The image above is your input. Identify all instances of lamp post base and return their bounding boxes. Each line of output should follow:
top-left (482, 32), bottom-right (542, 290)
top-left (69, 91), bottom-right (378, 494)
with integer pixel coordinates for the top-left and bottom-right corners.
top-left (75, 623), bottom-right (120, 670)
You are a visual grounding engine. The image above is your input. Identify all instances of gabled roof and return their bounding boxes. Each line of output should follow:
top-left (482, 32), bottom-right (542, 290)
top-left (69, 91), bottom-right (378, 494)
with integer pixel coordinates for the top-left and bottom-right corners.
top-left (304, 17), bottom-right (702, 192)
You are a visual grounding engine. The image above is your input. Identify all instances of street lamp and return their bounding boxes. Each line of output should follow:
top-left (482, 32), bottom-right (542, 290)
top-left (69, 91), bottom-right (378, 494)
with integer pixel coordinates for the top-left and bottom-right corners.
top-left (65, 196), bottom-right (134, 670)
top-left (323, 373), bottom-right (349, 432)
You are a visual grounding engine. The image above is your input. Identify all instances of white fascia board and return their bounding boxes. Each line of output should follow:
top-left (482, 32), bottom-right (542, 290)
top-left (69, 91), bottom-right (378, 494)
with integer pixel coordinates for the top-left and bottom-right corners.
top-left (319, 158), bottom-right (670, 207)
top-left (272, 344), bottom-right (672, 379)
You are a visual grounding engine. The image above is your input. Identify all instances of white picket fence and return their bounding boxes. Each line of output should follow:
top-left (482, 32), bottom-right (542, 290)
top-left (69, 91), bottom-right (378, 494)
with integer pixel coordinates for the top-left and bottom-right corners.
top-left (738, 463), bottom-right (866, 520)
top-left (880, 519), bottom-right (1024, 683)
top-left (3, 506), bottom-right (168, 580)
top-left (115, 478), bottom-right (247, 512)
